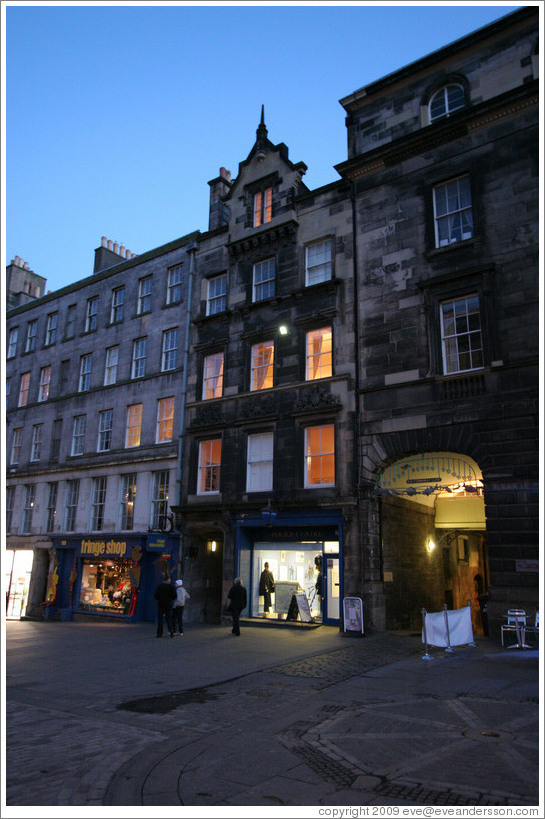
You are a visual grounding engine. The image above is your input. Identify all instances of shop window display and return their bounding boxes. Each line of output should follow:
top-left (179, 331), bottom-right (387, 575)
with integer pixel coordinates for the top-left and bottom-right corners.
top-left (79, 559), bottom-right (133, 614)
top-left (251, 544), bottom-right (323, 621)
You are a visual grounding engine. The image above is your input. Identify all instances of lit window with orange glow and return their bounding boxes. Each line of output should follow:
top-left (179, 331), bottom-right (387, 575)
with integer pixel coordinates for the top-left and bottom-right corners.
top-left (203, 353), bottom-right (224, 400)
top-left (253, 187), bottom-right (272, 227)
top-left (156, 397), bottom-right (175, 442)
top-left (305, 425), bottom-right (335, 487)
top-left (306, 327), bottom-right (332, 380)
top-left (125, 403), bottom-right (143, 448)
top-left (198, 439), bottom-right (222, 494)
top-left (251, 341), bottom-right (274, 390)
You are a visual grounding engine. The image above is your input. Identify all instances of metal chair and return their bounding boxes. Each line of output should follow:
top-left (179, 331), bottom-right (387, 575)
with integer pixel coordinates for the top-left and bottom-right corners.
top-left (524, 611), bottom-right (539, 641)
top-left (501, 608), bottom-right (530, 649)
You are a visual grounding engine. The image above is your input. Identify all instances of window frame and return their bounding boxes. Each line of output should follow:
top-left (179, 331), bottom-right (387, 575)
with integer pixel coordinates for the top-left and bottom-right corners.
top-left (45, 312), bottom-right (58, 346)
top-left (25, 320), bottom-right (37, 353)
top-left (125, 403), bottom-right (143, 448)
top-left (251, 340), bottom-right (274, 391)
top-left (150, 470), bottom-right (169, 529)
top-left (21, 484), bottom-right (36, 534)
top-left (97, 409), bottom-right (114, 452)
top-left (440, 293), bottom-right (484, 375)
top-left (38, 365), bottom-right (52, 402)
top-left (18, 372), bottom-right (30, 407)
top-left (202, 352), bottom-right (224, 400)
top-left (10, 428), bottom-right (22, 465)
top-left (206, 273), bottom-right (227, 316)
top-left (6, 486), bottom-right (15, 532)
top-left (246, 431), bottom-right (274, 493)
top-left (433, 175), bottom-right (474, 248)
top-left (306, 327), bottom-right (333, 381)
top-left (253, 187), bottom-right (272, 227)
top-left (137, 276), bottom-right (152, 314)
top-left (253, 258), bottom-right (276, 303)
top-left (429, 83), bottom-right (466, 123)
top-left (79, 354), bottom-right (93, 392)
top-left (30, 424), bottom-right (43, 462)
top-left (304, 424), bottom-right (336, 488)
top-left (305, 238), bottom-right (333, 286)
top-left (110, 286), bottom-right (125, 323)
top-left (46, 482), bottom-right (58, 532)
top-left (197, 438), bottom-right (222, 495)
top-left (65, 479), bottom-right (80, 531)
top-left (161, 328), bottom-right (179, 372)
top-left (120, 473), bottom-right (137, 531)
top-left (91, 476), bottom-right (108, 531)
top-left (71, 415), bottom-right (87, 456)
top-left (167, 264), bottom-right (183, 304)
top-left (85, 296), bottom-right (99, 333)
top-left (156, 397), bottom-right (175, 443)
top-left (131, 337), bottom-right (148, 379)
top-left (7, 327), bottom-right (18, 358)
top-left (104, 346), bottom-right (119, 386)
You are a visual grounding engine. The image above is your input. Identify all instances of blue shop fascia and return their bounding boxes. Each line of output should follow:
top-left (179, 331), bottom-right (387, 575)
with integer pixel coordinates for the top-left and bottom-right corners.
top-left (46, 533), bottom-right (179, 622)
top-left (233, 508), bottom-right (343, 627)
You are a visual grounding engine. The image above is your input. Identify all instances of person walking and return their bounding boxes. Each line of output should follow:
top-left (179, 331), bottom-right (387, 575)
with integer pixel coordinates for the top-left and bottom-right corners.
top-left (172, 579), bottom-right (190, 635)
top-left (259, 561), bottom-right (275, 614)
top-left (227, 577), bottom-right (247, 636)
top-left (154, 577), bottom-right (176, 638)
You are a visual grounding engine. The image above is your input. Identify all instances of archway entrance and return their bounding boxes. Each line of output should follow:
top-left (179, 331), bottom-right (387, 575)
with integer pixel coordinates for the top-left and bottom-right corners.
top-left (375, 452), bottom-right (488, 634)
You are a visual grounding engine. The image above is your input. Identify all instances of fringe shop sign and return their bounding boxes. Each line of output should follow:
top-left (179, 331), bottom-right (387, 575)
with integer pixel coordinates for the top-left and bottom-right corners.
top-left (80, 539), bottom-right (128, 558)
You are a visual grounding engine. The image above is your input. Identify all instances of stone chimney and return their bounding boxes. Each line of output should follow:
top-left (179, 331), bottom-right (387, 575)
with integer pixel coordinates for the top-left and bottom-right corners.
top-left (208, 167), bottom-right (232, 231)
top-left (94, 236), bottom-right (136, 273)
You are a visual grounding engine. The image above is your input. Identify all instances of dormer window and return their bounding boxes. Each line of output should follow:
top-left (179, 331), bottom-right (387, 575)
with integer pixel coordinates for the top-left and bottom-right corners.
top-left (429, 84), bottom-right (466, 122)
top-left (253, 187), bottom-right (272, 227)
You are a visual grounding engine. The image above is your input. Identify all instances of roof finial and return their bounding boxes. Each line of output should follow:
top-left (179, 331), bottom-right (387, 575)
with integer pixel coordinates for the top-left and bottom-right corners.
top-left (256, 104), bottom-right (268, 143)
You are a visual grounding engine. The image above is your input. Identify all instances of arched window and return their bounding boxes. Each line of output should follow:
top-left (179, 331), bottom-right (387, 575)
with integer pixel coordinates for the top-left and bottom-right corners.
top-left (429, 84), bottom-right (466, 122)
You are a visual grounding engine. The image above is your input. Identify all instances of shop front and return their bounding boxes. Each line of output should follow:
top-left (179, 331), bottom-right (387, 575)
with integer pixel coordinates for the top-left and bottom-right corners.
top-left (5, 549), bottom-right (34, 620)
top-left (234, 510), bottom-right (342, 626)
top-left (47, 533), bottom-right (180, 622)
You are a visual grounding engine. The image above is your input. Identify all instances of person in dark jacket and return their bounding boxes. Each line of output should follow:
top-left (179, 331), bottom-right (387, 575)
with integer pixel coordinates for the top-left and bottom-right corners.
top-left (227, 577), bottom-right (247, 636)
top-left (154, 578), bottom-right (176, 638)
top-left (259, 561), bottom-right (275, 614)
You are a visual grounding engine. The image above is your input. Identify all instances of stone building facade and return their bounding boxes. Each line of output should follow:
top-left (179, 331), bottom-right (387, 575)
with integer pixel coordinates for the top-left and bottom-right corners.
top-left (5, 8), bottom-right (539, 635)
top-left (176, 114), bottom-right (355, 626)
top-left (5, 234), bottom-right (198, 621)
top-left (335, 6), bottom-right (539, 636)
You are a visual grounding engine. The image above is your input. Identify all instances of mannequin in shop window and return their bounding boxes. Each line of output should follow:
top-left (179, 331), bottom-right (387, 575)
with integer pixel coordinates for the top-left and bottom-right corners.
top-left (259, 562), bottom-right (275, 614)
top-left (314, 555), bottom-right (323, 614)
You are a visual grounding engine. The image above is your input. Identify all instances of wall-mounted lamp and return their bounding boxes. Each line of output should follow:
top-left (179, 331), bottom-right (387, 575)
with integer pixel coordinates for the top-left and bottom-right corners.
top-left (260, 499), bottom-right (277, 526)
top-left (207, 539), bottom-right (219, 554)
top-left (211, 540), bottom-right (217, 552)
top-left (279, 325), bottom-right (288, 336)
top-left (427, 539), bottom-right (436, 553)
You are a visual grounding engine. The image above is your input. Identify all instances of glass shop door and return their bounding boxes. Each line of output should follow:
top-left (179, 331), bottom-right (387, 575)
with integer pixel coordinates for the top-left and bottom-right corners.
top-left (323, 556), bottom-right (340, 625)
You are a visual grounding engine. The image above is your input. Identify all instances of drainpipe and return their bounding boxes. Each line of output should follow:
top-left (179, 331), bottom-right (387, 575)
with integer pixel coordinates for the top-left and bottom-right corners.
top-left (350, 181), bottom-right (366, 598)
top-left (176, 241), bottom-right (198, 575)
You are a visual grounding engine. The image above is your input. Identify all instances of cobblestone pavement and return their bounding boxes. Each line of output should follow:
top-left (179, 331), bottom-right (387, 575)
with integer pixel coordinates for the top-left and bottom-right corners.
top-left (4, 620), bottom-right (541, 812)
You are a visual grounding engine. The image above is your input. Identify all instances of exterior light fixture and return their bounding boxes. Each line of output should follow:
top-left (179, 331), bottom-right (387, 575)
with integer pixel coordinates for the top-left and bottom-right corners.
top-left (279, 325), bottom-right (288, 336)
top-left (211, 540), bottom-right (217, 552)
top-left (260, 499), bottom-right (277, 526)
top-left (427, 539), bottom-right (436, 553)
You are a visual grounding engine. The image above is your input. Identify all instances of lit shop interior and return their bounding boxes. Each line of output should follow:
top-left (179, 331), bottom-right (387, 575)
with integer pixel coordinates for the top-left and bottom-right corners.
top-left (239, 541), bottom-right (340, 622)
top-left (78, 558), bottom-right (134, 615)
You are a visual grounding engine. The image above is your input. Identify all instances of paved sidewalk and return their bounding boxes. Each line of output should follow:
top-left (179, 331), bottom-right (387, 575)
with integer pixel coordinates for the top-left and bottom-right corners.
top-left (3, 618), bottom-right (542, 813)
